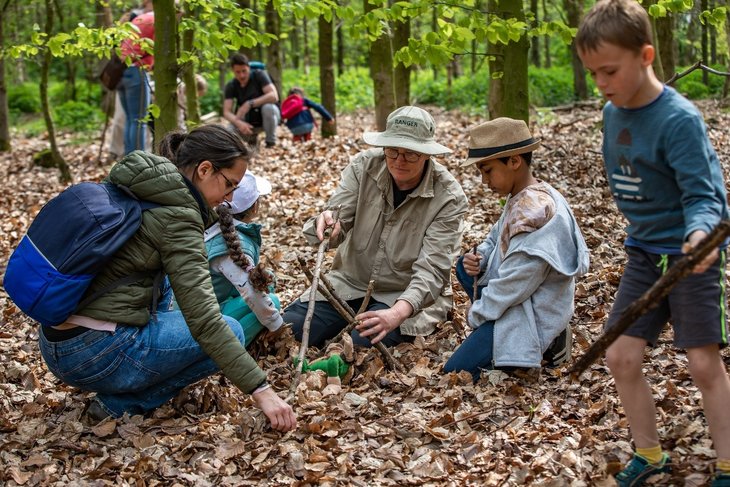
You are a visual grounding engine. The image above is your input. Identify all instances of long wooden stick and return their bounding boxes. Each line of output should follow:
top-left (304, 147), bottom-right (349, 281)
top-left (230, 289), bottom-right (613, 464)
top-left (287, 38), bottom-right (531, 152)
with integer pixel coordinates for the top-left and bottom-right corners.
top-left (570, 220), bottom-right (730, 378)
top-left (320, 272), bottom-right (356, 317)
top-left (292, 207), bottom-right (340, 391)
top-left (471, 246), bottom-right (479, 302)
top-left (325, 280), bottom-right (375, 348)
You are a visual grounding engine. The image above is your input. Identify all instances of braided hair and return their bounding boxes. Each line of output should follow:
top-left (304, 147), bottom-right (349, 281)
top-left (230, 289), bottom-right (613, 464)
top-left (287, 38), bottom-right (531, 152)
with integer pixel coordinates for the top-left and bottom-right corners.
top-left (216, 203), bottom-right (273, 293)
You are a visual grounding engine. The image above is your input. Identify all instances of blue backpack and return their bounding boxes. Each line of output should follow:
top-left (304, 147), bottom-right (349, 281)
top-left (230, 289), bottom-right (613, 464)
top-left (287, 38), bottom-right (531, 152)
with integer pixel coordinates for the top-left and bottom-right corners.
top-left (4, 182), bottom-right (159, 327)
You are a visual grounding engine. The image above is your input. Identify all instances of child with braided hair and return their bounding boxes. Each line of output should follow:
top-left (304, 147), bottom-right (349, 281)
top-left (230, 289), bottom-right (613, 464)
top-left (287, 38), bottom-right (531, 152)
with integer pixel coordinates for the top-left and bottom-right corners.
top-left (202, 172), bottom-right (283, 346)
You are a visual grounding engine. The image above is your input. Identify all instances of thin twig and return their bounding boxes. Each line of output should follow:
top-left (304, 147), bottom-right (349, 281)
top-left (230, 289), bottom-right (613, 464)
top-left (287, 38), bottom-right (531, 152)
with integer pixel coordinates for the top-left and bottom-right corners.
top-left (570, 220), bottom-right (730, 378)
top-left (320, 272), bottom-right (356, 317)
top-left (356, 280), bottom-right (375, 315)
top-left (471, 246), bottom-right (479, 303)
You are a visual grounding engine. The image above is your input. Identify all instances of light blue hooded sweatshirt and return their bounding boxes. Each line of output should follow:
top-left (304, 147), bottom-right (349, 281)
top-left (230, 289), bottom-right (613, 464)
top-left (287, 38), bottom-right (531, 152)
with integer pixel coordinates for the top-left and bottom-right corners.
top-left (469, 183), bottom-right (590, 368)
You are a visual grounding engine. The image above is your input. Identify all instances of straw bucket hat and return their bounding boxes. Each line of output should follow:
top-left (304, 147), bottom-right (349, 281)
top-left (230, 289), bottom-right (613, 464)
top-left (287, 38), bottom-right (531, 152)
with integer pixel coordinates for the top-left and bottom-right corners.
top-left (462, 117), bottom-right (540, 167)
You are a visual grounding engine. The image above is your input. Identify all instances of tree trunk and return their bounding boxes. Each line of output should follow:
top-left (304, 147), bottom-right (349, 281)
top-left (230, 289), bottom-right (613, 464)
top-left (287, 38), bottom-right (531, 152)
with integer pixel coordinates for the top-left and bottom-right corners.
top-left (488, 0), bottom-right (529, 122)
top-left (319, 13), bottom-right (337, 137)
top-left (181, 4), bottom-right (200, 127)
top-left (431, 9), bottom-right (438, 80)
top-left (656, 14), bottom-right (675, 81)
top-left (530, 0), bottom-right (540, 67)
top-left (702, 0), bottom-right (709, 85)
top-left (393, 17), bottom-right (410, 107)
top-left (237, 0), bottom-right (256, 60)
top-left (542, 0), bottom-right (551, 67)
top-left (303, 17), bottom-right (310, 75)
top-left (291, 18), bottom-right (300, 69)
top-left (564, 0), bottom-right (587, 99)
top-left (0, 0), bottom-right (13, 152)
top-left (264, 0), bottom-right (282, 101)
top-left (337, 17), bottom-right (345, 75)
top-left (711, 0), bottom-right (717, 63)
top-left (153, 0), bottom-right (179, 149)
top-left (365, 0), bottom-right (396, 130)
top-left (40, 0), bottom-right (70, 182)
top-left (724, 1), bottom-right (730, 97)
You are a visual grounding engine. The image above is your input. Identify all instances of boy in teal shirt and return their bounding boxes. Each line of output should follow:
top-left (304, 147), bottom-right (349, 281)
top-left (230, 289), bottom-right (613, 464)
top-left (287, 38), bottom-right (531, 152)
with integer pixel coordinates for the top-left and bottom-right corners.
top-left (577, 0), bottom-right (730, 485)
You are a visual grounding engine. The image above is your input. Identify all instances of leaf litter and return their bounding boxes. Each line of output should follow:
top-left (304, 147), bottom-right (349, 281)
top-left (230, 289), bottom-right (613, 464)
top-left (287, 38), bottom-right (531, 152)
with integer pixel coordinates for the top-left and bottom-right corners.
top-left (1, 103), bottom-right (730, 485)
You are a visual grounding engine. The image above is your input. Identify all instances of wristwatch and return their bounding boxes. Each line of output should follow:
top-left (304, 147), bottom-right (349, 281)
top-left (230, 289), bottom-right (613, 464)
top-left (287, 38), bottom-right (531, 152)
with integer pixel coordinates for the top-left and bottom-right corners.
top-left (249, 99), bottom-right (255, 109)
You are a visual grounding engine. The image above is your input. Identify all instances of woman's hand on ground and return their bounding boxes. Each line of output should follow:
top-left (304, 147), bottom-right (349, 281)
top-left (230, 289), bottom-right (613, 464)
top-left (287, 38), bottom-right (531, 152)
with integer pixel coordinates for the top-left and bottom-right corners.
top-left (252, 387), bottom-right (297, 432)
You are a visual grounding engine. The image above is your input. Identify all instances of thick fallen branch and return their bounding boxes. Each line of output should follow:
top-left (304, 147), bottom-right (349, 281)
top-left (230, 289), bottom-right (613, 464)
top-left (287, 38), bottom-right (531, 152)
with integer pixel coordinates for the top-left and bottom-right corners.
top-left (570, 220), bottom-right (730, 378)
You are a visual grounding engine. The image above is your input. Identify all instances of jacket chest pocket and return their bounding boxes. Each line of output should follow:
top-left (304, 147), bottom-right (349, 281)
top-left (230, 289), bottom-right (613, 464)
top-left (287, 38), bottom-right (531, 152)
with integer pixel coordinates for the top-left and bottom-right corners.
top-left (385, 218), bottom-right (422, 271)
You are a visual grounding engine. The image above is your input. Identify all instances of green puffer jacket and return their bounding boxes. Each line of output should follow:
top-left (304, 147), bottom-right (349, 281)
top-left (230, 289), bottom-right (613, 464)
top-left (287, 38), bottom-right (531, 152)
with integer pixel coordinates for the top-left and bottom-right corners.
top-left (77, 151), bottom-right (266, 393)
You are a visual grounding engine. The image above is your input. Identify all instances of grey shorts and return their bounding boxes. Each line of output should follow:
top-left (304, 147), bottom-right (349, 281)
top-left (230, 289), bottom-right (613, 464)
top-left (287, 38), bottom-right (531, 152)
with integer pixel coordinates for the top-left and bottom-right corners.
top-left (606, 246), bottom-right (728, 349)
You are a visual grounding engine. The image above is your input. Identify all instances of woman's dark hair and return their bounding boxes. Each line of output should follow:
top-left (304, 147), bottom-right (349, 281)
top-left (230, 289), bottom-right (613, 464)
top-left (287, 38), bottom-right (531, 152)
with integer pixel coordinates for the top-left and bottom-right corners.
top-left (216, 204), bottom-right (272, 292)
top-left (158, 124), bottom-right (250, 172)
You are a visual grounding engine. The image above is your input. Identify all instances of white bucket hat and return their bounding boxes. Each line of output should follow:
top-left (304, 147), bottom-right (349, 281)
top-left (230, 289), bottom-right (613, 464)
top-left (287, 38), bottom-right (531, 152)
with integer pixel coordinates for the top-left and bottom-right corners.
top-left (228, 171), bottom-right (272, 214)
top-left (362, 106), bottom-right (452, 156)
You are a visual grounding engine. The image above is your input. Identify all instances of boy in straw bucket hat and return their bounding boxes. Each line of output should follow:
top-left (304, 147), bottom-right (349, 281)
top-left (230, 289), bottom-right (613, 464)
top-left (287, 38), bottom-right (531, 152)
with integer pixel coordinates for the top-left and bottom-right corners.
top-left (443, 117), bottom-right (589, 381)
top-left (183, 172), bottom-right (284, 347)
top-left (284, 106), bottom-right (468, 348)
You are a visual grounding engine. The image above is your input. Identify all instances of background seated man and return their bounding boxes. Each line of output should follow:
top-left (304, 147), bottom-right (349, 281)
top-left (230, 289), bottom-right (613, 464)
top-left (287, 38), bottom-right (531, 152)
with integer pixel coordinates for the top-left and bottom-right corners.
top-left (222, 53), bottom-right (280, 148)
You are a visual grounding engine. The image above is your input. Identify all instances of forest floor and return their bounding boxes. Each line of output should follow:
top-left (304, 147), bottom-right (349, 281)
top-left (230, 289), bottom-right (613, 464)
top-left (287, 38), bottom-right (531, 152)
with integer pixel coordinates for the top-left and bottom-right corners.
top-left (2, 103), bottom-right (730, 486)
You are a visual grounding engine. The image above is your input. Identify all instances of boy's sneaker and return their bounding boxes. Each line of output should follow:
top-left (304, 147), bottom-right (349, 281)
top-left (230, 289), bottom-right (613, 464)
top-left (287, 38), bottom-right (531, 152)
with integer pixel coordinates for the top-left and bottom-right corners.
top-left (712, 473), bottom-right (730, 486)
top-left (543, 325), bottom-right (572, 367)
top-left (615, 453), bottom-right (672, 487)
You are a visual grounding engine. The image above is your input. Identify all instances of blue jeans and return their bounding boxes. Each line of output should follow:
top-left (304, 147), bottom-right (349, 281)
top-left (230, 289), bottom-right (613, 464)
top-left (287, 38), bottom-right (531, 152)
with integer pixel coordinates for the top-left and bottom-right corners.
top-left (283, 297), bottom-right (414, 348)
top-left (443, 321), bottom-right (496, 382)
top-left (39, 284), bottom-right (245, 417)
top-left (118, 66), bottom-right (150, 154)
top-left (446, 256), bottom-right (517, 382)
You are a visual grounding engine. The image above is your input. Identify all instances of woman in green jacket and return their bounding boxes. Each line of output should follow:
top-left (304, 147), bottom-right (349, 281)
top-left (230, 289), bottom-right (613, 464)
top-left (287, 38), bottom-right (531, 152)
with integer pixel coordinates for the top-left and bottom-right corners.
top-left (38, 125), bottom-right (296, 431)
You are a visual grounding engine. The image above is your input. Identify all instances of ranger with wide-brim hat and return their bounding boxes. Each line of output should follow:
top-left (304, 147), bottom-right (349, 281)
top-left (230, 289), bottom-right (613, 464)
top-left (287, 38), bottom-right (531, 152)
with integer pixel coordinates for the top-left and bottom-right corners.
top-left (362, 106), bottom-right (452, 156)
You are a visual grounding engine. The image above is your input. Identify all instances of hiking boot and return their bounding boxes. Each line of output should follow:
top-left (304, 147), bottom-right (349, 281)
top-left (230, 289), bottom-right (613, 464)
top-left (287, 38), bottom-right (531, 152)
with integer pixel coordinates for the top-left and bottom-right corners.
top-left (543, 325), bottom-right (572, 367)
top-left (265, 141), bottom-right (276, 148)
top-left (712, 473), bottom-right (730, 486)
top-left (615, 453), bottom-right (672, 487)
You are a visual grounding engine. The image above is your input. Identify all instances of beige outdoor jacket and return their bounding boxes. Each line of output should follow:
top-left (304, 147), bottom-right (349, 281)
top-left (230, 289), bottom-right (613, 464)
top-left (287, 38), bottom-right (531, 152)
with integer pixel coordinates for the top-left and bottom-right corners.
top-left (303, 148), bottom-right (468, 336)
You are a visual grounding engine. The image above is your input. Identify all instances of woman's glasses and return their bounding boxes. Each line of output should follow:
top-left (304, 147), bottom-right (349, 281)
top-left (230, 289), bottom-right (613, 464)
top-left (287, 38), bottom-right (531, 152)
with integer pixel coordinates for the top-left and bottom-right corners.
top-left (383, 147), bottom-right (422, 162)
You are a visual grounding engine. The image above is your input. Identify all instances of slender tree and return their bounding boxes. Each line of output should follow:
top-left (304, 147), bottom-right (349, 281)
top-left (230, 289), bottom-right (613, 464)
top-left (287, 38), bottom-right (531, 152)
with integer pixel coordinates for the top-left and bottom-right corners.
top-left (181, 3), bottom-right (201, 127)
top-left (264, 0), bottom-right (282, 98)
top-left (319, 9), bottom-right (337, 137)
top-left (153, 0), bottom-right (179, 149)
top-left (488, 0), bottom-right (529, 121)
top-left (656, 14), bottom-right (676, 81)
top-left (393, 16), bottom-right (410, 107)
top-left (564, 0), bottom-right (587, 99)
top-left (365, 0), bottom-right (396, 129)
top-left (40, 0), bottom-right (71, 182)
top-left (530, 0), bottom-right (540, 66)
top-left (0, 0), bottom-right (13, 152)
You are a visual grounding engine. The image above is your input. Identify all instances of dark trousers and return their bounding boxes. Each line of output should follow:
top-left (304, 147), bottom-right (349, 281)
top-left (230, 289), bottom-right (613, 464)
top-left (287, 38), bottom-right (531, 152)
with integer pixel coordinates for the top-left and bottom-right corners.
top-left (283, 297), bottom-right (415, 348)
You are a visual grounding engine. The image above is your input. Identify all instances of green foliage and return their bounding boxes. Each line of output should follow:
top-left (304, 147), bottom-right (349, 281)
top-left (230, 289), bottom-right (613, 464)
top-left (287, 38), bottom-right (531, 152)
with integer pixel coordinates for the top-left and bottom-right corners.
top-left (411, 69), bottom-right (489, 112)
top-left (282, 67), bottom-right (373, 112)
top-left (528, 66), bottom-right (584, 107)
top-left (674, 64), bottom-right (726, 99)
top-left (53, 100), bottom-right (103, 132)
top-left (8, 83), bottom-right (41, 114)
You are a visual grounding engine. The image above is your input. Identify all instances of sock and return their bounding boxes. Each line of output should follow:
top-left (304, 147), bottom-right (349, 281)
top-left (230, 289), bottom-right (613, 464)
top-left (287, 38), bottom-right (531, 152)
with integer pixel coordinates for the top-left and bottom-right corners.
top-left (717, 459), bottom-right (730, 474)
top-left (636, 445), bottom-right (664, 465)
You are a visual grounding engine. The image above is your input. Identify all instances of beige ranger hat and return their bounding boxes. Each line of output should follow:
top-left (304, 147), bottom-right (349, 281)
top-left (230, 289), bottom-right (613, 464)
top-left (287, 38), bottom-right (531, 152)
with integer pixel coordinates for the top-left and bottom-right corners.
top-left (461, 117), bottom-right (541, 167)
top-left (362, 106), bottom-right (452, 156)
